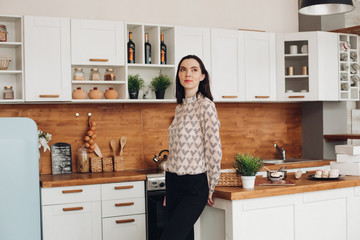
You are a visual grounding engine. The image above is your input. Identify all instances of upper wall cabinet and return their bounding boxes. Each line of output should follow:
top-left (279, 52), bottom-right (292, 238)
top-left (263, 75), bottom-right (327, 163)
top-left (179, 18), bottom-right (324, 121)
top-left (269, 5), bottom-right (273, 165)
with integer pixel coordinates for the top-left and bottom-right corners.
top-left (276, 31), bottom-right (339, 101)
top-left (0, 15), bottom-right (24, 103)
top-left (71, 19), bottom-right (125, 66)
top-left (174, 26), bottom-right (211, 74)
top-left (244, 31), bottom-right (276, 101)
top-left (211, 28), bottom-right (245, 101)
top-left (24, 16), bottom-right (71, 102)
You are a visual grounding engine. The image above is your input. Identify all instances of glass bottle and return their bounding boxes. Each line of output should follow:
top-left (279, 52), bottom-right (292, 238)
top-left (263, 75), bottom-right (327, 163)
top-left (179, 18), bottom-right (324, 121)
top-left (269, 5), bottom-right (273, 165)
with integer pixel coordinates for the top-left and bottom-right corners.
top-left (73, 68), bottom-right (85, 80)
top-left (104, 68), bottom-right (116, 81)
top-left (145, 33), bottom-right (152, 64)
top-left (128, 31), bottom-right (135, 63)
top-left (160, 32), bottom-right (167, 64)
top-left (3, 86), bottom-right (14, 99)
top-left (0, 25), bottom-right (7, 42)
top-left (77, 145), bottom-right (89, 173)
top-left (90, 68), bottom-right (101, 81)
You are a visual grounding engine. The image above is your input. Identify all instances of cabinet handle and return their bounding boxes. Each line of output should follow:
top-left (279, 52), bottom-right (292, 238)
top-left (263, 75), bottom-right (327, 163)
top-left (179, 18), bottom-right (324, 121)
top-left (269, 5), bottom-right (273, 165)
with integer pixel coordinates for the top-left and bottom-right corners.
top-left (89, 58), bottom-right (109, 62)
top-left (39, 95), bottom-right (60, 98)
top-left (115, 202), bottom-right (134, 207)
top-left (255, 96), bottom-right (270, 98)
top-left (63, 207), bottom-right (83, 212)
top-left (62, 189), bottom-right (83, 194)
top-left (288, 96), bottom-right (305, 98)
top-left (222, 96), bottom-right (237, 98)
top-left (116, 219), bottom-right (135, 224)
top-left (114, 185), bottom-right (134, 190)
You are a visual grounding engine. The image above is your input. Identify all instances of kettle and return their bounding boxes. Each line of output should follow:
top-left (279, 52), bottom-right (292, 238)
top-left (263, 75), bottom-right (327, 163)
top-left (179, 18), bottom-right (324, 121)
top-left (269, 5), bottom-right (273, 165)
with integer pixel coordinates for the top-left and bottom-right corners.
top-left (153, 150), bottom-right (169, 171)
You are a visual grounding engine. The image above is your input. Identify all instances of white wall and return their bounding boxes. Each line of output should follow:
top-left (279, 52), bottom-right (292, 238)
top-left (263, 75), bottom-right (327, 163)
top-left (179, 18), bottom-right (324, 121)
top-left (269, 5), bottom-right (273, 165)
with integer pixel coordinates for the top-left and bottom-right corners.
top-left (1, 0), bottom-right (299, 32)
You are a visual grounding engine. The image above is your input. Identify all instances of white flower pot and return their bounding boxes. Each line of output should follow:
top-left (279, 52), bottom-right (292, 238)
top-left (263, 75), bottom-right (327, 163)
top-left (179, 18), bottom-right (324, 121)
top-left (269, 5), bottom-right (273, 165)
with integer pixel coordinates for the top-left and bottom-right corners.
top-left (241, 176), bottom-right (256, 190)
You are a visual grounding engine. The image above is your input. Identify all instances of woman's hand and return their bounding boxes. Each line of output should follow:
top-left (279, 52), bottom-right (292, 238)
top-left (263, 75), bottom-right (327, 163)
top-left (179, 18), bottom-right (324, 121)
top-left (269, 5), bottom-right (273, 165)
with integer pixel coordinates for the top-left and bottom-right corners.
top-left (163, 196), bottom-right (166, 207)
top-left (207, 192), bottom-right (214, 207)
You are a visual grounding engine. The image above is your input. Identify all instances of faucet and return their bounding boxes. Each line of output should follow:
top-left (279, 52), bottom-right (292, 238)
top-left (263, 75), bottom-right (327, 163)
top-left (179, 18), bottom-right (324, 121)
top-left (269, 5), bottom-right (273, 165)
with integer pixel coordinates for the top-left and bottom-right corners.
top-left (153, 150), bottom-right (169, 163)
top-left (274, 144), bottom-right (286, 160)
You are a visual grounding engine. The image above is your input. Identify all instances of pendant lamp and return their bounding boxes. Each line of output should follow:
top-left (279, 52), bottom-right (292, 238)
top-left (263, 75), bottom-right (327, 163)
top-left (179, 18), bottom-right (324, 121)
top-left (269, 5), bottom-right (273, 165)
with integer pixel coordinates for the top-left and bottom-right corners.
top-left (299, 0), bottom-right (355, 16)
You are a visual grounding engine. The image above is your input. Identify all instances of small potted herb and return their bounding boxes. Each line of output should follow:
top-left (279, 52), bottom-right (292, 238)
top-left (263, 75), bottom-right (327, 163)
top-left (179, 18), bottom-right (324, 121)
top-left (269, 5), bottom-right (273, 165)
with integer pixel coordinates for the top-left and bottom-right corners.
top-left (233, 153), bottom-right (263, 189)
top-left (128, 74), bottom-right (145, 99)
top-left (150, 73), bottom-right (171, 99)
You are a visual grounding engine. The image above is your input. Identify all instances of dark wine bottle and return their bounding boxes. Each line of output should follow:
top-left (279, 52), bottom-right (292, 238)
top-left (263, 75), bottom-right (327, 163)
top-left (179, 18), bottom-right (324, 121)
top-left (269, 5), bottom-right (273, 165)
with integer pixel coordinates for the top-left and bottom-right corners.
top-left (160, 32), bottom-right (167, 64)
top-left (145, 33), bottom-right (151, 64)
top-left (128, 31), bottom-right (135, 64)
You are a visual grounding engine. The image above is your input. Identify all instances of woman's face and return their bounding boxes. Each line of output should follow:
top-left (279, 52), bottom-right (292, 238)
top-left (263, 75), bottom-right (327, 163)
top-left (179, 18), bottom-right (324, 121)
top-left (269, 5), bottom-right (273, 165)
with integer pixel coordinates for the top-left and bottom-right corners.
top-left (178, 58), bottom-right (205, 93)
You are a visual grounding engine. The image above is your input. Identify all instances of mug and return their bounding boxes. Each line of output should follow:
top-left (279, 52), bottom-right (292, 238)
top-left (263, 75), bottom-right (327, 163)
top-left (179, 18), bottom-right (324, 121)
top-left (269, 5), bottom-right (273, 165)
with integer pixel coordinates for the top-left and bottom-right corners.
top-left (301, 45), bottom-right (308, 54)
top-left (290, 45), bottom-right (298, 54)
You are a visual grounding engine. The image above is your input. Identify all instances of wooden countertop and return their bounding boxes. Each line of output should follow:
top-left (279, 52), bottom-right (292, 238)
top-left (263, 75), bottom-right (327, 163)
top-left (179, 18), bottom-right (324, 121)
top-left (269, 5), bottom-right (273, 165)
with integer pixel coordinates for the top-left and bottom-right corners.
top-left (213, 173), bottom-right (360, 201)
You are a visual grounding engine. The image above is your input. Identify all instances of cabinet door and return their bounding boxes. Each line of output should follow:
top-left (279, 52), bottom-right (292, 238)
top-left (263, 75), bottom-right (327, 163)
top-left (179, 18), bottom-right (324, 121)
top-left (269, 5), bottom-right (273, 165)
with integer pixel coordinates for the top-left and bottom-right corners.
top-left (211, 28), bottom-right (245, 101)
top-left (42, 201), bottom-right (102, 240)
top-left (24, 16), bottom-right (71, 101)
top-left (244, 32), bottom-right (276, 101)
top-left (174, 26), bottom-right (211, 73)
top-left (71, 19), bottom-right (124, 66)
top-left (102, 214), bottom-right (146, 240)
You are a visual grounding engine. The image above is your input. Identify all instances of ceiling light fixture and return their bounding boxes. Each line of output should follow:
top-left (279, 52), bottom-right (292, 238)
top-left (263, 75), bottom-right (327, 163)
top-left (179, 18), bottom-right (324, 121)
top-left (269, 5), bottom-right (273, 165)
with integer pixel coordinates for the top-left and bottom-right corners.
top-left (299, 0), bottom-right (355, 16)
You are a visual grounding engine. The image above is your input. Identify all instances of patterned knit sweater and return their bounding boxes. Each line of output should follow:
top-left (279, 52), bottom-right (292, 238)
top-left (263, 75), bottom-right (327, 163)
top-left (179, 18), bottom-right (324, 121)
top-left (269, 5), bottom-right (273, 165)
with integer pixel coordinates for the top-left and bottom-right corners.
top-left (167, 93), bottom-right (222, 194)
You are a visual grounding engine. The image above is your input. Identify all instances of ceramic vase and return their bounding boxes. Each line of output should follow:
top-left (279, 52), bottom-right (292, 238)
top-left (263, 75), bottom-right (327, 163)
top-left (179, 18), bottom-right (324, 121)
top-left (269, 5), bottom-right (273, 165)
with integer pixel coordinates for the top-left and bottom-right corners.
top-left (72, 87), bottom-right (86, 99)
top-left (88, 87), bottom-right (103, 99)
top-left (104, 87), bottom-right (118, 99)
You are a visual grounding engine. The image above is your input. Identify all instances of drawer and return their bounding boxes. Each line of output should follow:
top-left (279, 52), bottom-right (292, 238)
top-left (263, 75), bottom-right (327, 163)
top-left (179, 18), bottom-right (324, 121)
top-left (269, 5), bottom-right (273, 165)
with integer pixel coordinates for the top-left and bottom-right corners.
top-left (101, 181), bottom-right (144, 200)
top-left (42, 185), bottom-right (100, 205)
top-left (102, 214), bottom-right (146, 240)
top-left (102, 197), bottom-right (145, 217)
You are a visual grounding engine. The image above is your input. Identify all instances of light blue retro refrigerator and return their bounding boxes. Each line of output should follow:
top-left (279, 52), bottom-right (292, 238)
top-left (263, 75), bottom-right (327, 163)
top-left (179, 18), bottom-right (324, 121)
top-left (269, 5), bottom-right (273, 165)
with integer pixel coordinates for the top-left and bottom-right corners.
top-left (0, 118), bottom-right (41, 240)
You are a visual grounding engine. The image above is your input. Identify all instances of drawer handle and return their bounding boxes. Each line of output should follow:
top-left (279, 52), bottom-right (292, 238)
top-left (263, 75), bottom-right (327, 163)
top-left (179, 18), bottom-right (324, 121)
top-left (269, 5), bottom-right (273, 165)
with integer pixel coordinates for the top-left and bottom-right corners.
top-left (116, 219), bottom-right (135, 224)
top-left (39, 95), bottom-right (60, 98)
top-left (255, 96), bottom-right (270, 98)
top-left (222, 96), bottom-right (237, 98)
top-left (63, 207), bottom-right (83, 212)
top-left (288, 95), bottom-right (305, 98)
top-left (115, 202), bottom-right (134, 207)
top-left (62, 189), bottom-right (83, 194)
top-left (114, 186), bottom-right (134, 190)
top-left (89, 58), bottom-right (109, 62)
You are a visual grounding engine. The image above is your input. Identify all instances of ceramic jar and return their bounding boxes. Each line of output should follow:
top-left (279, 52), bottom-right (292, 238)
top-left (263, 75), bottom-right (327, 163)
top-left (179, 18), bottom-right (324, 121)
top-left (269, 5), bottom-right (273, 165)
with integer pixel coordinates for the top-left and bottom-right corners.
top-left (88, 87), bottom-right (103, 99)
top-left (72, 87), bottom-right (86, 99)
top-left (104, 87), bottom-right (118, 99)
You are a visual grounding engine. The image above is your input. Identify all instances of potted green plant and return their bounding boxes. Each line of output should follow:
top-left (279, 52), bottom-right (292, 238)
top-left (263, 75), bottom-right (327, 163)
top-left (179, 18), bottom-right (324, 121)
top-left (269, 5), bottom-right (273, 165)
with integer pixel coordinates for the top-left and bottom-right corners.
top-left (128, 74), bottom-right (145, 99)
top-left (233, 153), bottom-right (263, 189)
top-left (150, 73), bottom-right (171, 99)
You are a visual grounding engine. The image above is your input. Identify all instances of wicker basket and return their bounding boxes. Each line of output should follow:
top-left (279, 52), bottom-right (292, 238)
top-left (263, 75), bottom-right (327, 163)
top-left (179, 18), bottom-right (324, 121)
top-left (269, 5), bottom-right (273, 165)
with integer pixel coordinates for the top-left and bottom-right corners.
top-left (114, 156), bottom-right (124, 172)
top-left (217, 172), bottom-right (242, 187)
top-left (0, 58), bottom-right (11, 70)
top-left (102, 157), bottom-right (114, 172)
top-left (90, 156), bottom-right (102, 173)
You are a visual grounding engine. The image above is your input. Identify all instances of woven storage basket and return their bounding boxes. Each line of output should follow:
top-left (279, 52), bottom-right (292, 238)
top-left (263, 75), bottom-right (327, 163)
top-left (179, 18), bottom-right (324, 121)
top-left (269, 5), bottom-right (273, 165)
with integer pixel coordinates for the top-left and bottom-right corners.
top-left (0, 58), bottom-right (11, 70)
top-left (90, 156), bottom-right (102, 173)
top-left (102, 157), bottom-right (114, 172)
top-left (114, 156), bottom-right (124, 172)
top-left (217, 172), bottom-right (242, 187)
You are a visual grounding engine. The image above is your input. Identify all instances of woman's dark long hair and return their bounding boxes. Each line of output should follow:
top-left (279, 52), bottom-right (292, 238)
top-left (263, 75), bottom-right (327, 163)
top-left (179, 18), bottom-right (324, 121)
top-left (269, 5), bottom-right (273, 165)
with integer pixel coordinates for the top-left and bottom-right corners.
top-left (175, 55), bottom-right (213, 104)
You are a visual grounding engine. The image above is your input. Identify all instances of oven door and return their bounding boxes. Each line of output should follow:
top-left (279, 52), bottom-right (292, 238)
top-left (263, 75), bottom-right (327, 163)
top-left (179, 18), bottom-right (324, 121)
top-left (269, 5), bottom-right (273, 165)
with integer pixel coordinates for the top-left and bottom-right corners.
top-left (147, 190), bottom-right (166, 240)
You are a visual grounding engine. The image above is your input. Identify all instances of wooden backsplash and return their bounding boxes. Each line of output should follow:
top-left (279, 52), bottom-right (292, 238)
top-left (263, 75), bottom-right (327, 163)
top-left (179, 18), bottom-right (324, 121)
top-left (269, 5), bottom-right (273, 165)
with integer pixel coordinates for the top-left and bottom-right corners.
top-left (0, 102), bottom-right (302, 175)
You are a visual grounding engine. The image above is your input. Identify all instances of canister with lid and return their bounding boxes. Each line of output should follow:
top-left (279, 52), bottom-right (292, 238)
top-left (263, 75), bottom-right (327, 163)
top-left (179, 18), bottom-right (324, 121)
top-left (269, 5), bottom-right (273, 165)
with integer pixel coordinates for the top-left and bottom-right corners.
top-left (0, 25), bottom-right (7, 42)
top-left (3, 86), bottom-right (14, 99)
top-left (73, 68), bottom-right (85, 80)
top-left (90, 68), bottom-right (101, 81)
top-left (104, 68), bottom-right (116, 81)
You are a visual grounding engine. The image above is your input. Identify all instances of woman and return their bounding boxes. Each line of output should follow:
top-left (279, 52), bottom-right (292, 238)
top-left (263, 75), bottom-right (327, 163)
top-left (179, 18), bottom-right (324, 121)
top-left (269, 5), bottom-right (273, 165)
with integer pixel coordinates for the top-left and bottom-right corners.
top-left (160, 55), bottom-right (222, 240)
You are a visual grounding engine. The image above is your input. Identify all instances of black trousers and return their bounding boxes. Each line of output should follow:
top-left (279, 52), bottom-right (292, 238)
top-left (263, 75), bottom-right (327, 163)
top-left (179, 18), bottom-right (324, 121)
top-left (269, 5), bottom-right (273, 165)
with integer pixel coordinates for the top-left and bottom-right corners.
top-left (160, 171), bottom-right (209, 240)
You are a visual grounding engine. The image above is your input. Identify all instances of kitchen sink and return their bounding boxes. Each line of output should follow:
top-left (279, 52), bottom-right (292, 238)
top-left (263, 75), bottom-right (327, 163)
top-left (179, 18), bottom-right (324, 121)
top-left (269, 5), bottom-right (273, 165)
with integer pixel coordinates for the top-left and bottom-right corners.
top-left (262, 158), bottom-right (321, 164)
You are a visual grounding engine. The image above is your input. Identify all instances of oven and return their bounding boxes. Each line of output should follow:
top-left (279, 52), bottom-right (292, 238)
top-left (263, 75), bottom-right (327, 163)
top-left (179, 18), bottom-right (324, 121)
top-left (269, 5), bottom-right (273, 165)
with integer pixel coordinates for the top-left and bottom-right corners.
top-left (146, 173), bottom-right (166, 240)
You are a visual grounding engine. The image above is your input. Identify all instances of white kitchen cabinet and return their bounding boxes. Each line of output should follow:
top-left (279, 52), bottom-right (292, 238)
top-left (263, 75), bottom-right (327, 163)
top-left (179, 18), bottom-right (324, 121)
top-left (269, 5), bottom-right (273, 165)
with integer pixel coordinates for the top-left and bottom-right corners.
top-left (41, 185), bottom-right (102, 240)
top-left (0, 15), bottom-right (24, 103)
top-left (24, 16), bottom-right (71, 101)
top-left (276, 31), bottom-right (338, 101)
top-left (71, 19), bottom-right (124, 66)
top-left (211, 28), bottom-right (245, 101)
top-left (174, 26), bottom-right (211, 73)
top-left (244, 31), bottom-right (276, 101)
top-left (102, 214), bottom-right (146, 240)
